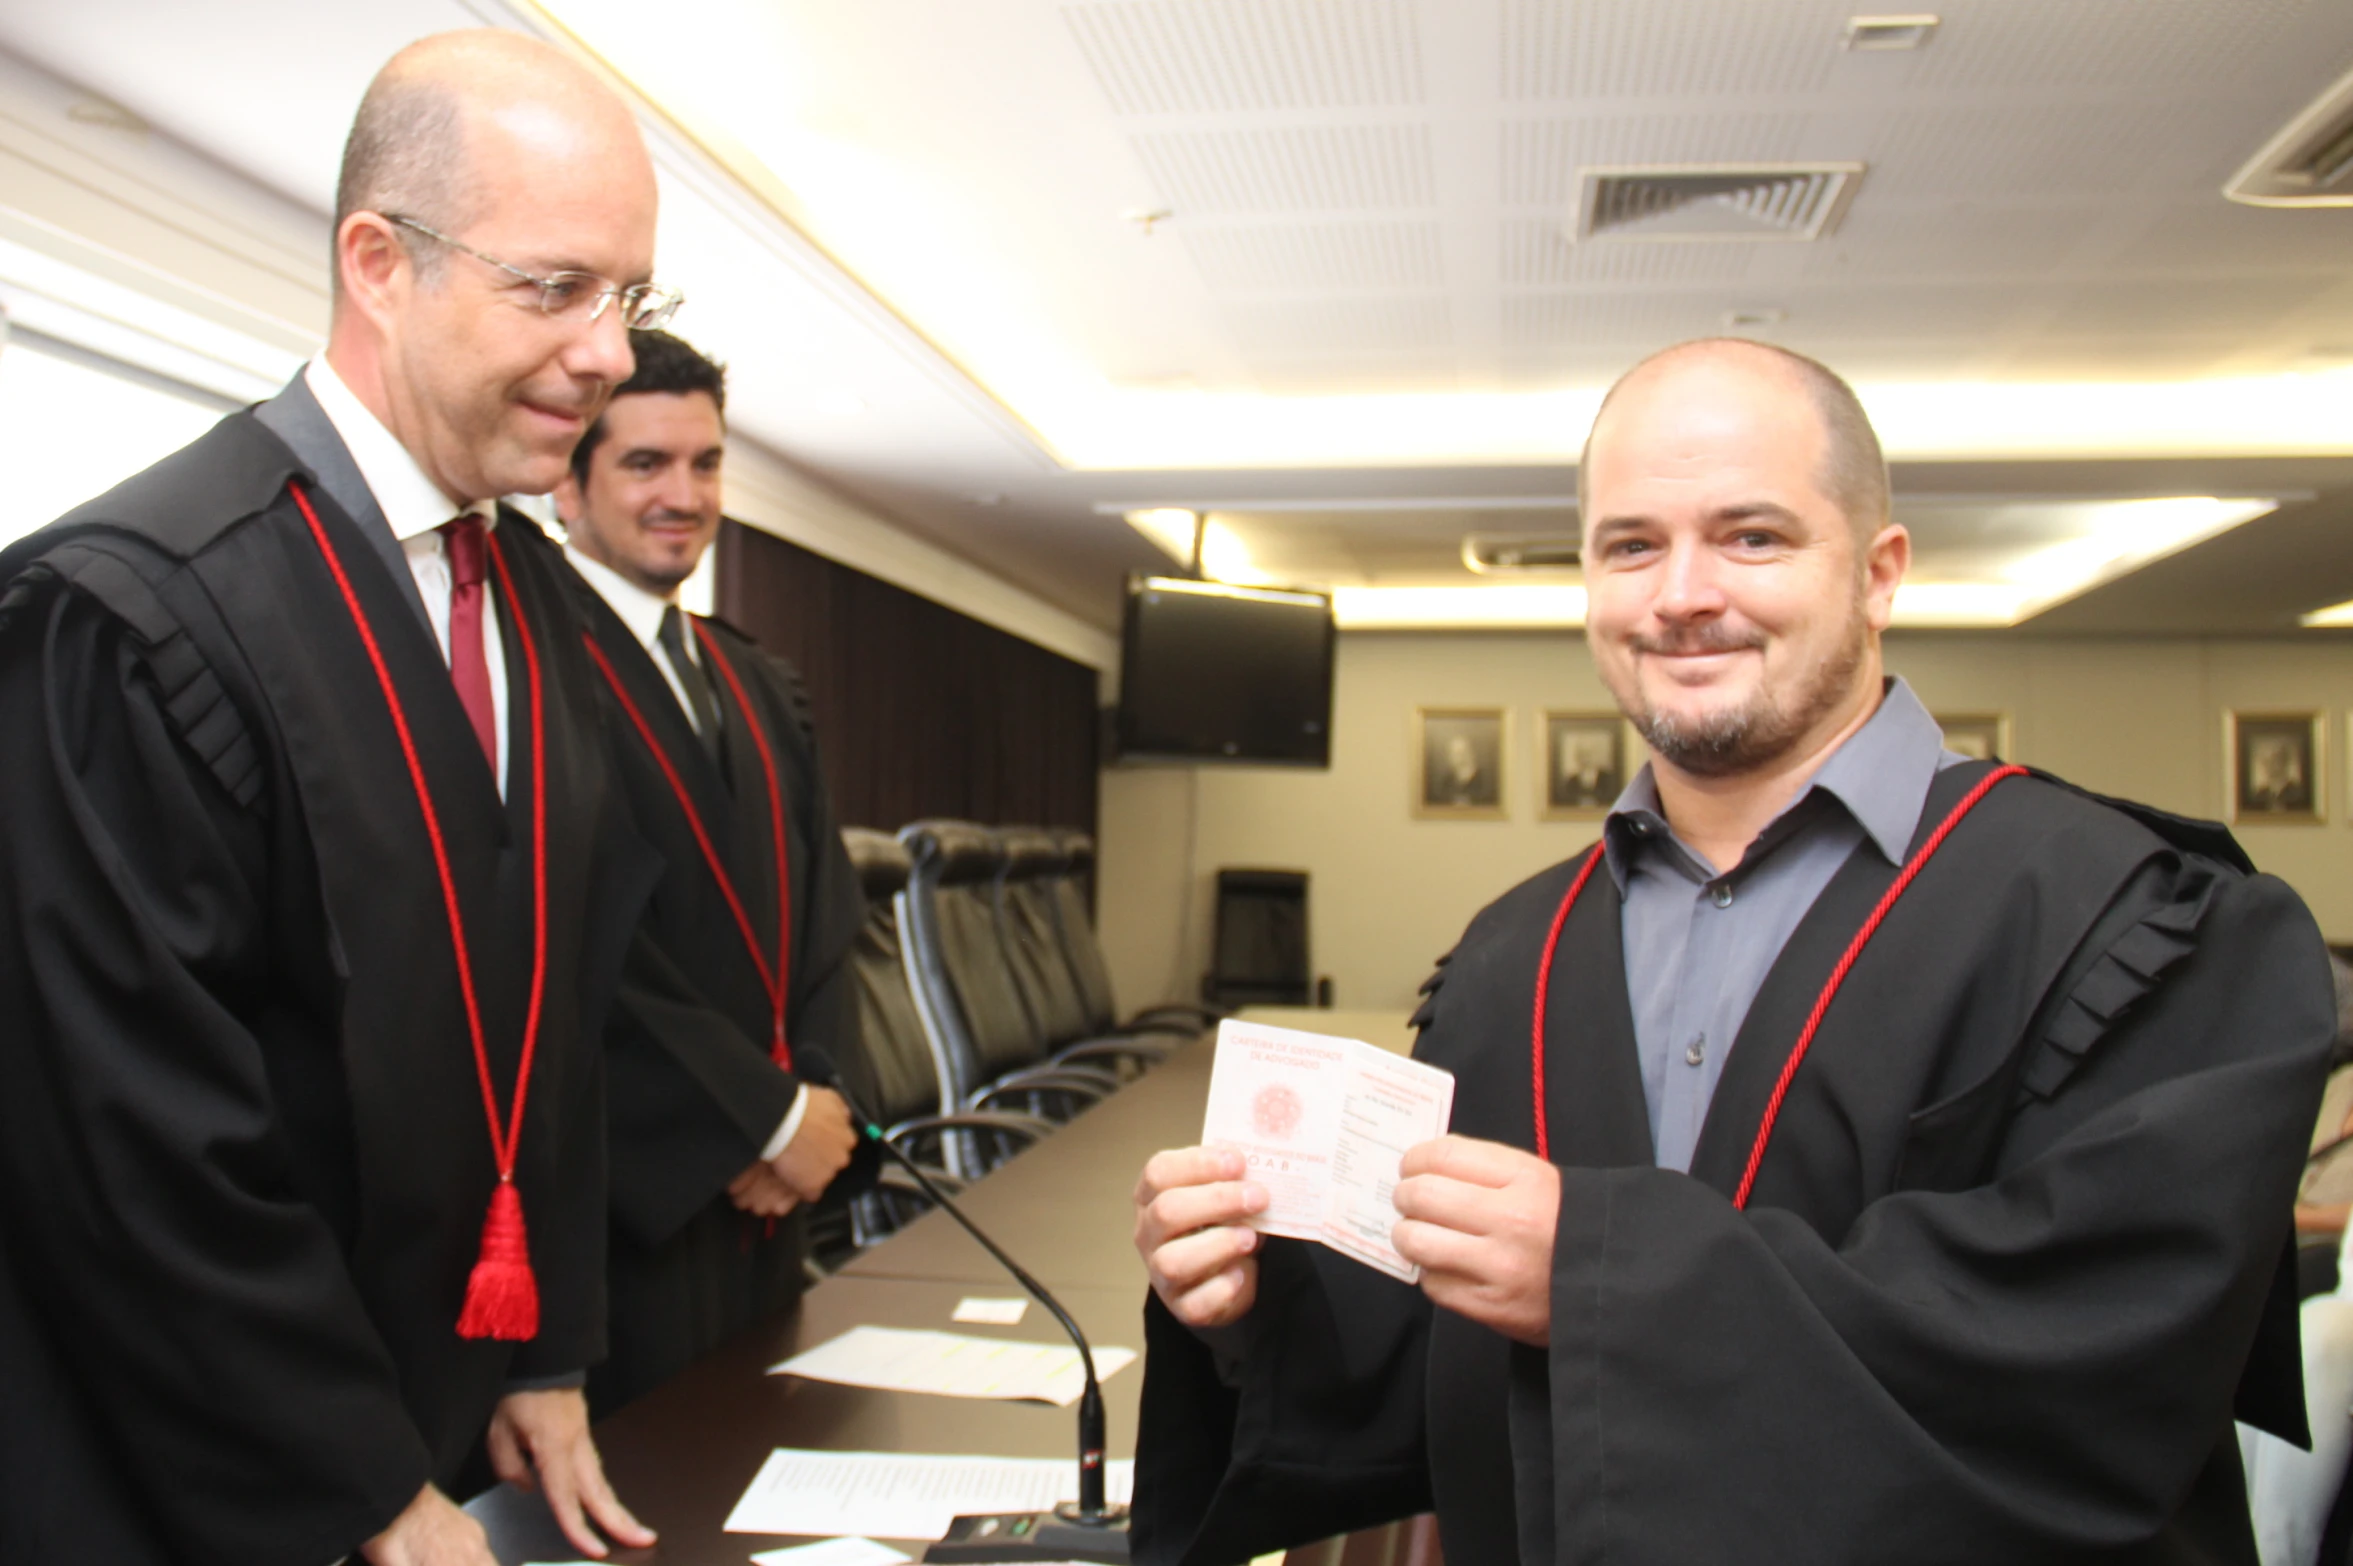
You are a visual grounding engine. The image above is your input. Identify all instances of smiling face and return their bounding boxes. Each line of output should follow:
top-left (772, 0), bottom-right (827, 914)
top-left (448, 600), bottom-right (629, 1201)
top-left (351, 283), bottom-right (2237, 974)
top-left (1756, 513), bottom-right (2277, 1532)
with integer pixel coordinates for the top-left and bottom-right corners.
top-left (1581, 347), bottom-right (1908, 780)
top-left (341, 89), bottom-right (658, 502)
top-left (557, 388), bottom-right (725, 595)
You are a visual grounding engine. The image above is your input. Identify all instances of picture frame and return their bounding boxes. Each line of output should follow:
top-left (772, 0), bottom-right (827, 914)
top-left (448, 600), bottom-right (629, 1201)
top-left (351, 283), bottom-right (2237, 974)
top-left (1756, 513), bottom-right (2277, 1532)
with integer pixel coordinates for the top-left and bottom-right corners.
top-left (1935, 712), bottom-right (2014, 763)
top-left (1413, 707), bottom-right (1508, 819)
top-left (2226, 710), bottom-right (2325, 825)
top-left (1540, 711), bottom-right (1632, 819)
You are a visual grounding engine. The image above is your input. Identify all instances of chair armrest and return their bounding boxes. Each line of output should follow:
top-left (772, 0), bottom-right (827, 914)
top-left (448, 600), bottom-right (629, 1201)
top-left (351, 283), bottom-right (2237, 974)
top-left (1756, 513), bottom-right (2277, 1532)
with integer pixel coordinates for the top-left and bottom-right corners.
top-left (875, 1161), bottom-right (963, 1198)
top-left (1109, 1017), bottom-right (1199, 1040)
top-left (885, 1110), bottom-right (1057, 1150)
top-left (1052, 1037), bottom-right (1174, 1071)
top-left (1132, 1003), bottom-right (1223, 1028)
top-left (988, 1063), bottom-right (1118, 1099)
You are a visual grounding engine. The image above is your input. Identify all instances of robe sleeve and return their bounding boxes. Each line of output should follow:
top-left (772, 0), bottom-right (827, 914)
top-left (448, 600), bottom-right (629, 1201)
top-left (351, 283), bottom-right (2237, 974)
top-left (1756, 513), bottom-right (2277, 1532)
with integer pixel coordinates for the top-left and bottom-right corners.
top-left (0, 587), bottom-right (431, 1564)
top-left (1133, 1239), bottom-right (1436, 1565)
top-left (606, 923), bottom-right (802, 1248)
top-left (1543, 868), bottom-right (2332, 1563)
top-left (775, 669), bottom-right (879, 1203)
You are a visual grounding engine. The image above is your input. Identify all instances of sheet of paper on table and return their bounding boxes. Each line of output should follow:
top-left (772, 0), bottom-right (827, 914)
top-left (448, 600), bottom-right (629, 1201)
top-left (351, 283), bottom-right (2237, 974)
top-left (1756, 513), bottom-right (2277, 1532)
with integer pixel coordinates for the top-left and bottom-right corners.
top-left (723, 1449), bottom-right (1137, 1540)
top-left (951, 1295), bottom-right (1029, 1325)
top-left (771, 1325), bottom-right (1135, 1407)
top-left (1201, 1018), bottom-right (1456, 1283)
top-left (750, 1538), bottom-right (915, 1566)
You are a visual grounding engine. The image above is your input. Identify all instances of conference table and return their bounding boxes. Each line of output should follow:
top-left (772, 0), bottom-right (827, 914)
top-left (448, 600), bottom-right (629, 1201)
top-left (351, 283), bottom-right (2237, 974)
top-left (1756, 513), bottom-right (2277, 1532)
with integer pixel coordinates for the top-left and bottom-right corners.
top-left (471, 1007), bottom-right (1415, 1566)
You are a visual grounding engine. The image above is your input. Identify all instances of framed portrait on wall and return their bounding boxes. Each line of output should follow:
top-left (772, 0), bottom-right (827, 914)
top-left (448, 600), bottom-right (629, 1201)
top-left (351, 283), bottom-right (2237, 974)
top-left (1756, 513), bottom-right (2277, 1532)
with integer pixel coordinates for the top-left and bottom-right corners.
top-left (1935, 712), bottom-right (2013, 763)
top-left (2226, 711), bottom-right (2324, 825)
top-left (1541, 711), bottom-right (1630, 819)
top-left (1414, 707), bottom-right (1508, 819)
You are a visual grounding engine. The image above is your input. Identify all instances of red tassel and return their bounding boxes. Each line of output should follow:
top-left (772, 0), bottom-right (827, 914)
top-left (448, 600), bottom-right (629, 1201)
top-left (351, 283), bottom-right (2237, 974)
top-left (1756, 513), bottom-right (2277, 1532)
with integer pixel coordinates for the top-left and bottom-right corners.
top-left (771, 1019), bottom-right (792, 1072)
top-left (455, 1180), bottom-right (539, 1341)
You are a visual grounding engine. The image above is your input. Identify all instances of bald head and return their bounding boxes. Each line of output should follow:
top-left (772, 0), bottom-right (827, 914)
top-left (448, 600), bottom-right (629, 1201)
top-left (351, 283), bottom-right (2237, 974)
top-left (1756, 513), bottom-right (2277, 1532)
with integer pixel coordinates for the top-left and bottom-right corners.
top-left (323, 29), bottom-right (660, 506)
top-left (333, 30), bottom-right (649, 296)
top-left (1580, 340), bottom-right (1890, 541)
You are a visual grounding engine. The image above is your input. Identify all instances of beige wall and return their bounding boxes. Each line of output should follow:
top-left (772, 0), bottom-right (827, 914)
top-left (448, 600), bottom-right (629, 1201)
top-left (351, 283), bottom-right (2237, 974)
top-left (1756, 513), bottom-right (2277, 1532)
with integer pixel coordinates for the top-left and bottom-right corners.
top-left (1095, 630), bottom-right (2353, 1017)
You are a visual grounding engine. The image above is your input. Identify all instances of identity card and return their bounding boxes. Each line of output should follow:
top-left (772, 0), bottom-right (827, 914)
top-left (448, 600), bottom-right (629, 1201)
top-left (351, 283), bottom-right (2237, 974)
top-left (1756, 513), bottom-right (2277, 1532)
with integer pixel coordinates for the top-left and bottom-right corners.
top-left (1199, 1019), bottom-right (1455, 1282)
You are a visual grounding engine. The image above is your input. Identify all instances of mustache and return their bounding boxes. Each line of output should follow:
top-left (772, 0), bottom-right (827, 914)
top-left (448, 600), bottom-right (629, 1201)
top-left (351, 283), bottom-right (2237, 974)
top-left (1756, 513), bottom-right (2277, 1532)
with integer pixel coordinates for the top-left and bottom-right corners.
top-left (641, 509), bottom-right (709, 527)
top-left (1627, 626), bottom-right (1768, 657)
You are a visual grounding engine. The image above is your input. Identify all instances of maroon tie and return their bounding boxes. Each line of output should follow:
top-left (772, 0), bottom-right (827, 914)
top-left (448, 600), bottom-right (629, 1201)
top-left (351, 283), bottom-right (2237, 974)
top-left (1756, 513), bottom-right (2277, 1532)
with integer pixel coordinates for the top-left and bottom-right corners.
top-left (441, 514), bottom-right (499, 770)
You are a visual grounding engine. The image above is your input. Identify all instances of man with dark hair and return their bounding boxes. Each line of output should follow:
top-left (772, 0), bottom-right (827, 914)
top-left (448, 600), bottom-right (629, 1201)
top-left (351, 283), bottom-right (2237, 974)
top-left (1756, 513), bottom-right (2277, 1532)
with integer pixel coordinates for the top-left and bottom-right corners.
top-left (1132, 338), bottom-right (2332, 1563)
top-left (0, 31), bottom-right (670, 1566)
top-left (554, 329), bottom-right (867, 1411)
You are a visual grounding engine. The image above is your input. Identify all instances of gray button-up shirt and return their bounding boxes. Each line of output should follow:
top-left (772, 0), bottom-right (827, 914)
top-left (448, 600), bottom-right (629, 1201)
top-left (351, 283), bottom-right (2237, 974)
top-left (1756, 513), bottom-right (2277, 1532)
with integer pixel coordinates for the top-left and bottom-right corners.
top-left (1603, 678), bottom-right (1963, 1172)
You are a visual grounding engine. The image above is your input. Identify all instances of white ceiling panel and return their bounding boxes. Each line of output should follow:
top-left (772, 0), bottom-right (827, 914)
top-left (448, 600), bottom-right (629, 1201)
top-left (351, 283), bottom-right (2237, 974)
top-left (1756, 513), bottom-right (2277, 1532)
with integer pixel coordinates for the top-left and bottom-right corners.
top-left (1912, 0), bottom-right (2322, 93)
top-left (1799, 202), bottom-right (2099, 281)
top-left (1225, 292), bottom-right (1451, 355)
top-left (1130, 123), bottom-right (1437, 211)
top-left (1866, 101), bottom-right (2255, 202)
top-left (1501, 0), bottom-right (1846, 101)
top-left (2100, 199), bottom-right (2353, 277)
top-left (1503, 222), bottom-right (1760, 287)
top-left (1181, 219), bottom-right (1444, 289)
top-left (1063, 0), bottom-right (1424, 113)
top-left (2046, 274), bottom-right (2344, 340)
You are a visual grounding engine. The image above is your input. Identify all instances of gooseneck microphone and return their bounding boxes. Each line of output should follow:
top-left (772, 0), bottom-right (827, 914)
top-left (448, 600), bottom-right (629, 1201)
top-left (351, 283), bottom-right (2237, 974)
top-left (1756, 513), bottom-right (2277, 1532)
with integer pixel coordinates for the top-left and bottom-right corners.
top-left (794, 1048), bottom-right (1130, 1564)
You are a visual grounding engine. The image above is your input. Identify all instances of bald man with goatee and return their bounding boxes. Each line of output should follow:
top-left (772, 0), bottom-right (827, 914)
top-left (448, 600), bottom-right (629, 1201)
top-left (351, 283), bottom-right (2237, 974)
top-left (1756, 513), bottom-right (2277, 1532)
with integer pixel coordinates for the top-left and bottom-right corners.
top-left (1133, 340), bottom-right (2332, 1564)
top-left (0, 31), bottom-right (674, 1566)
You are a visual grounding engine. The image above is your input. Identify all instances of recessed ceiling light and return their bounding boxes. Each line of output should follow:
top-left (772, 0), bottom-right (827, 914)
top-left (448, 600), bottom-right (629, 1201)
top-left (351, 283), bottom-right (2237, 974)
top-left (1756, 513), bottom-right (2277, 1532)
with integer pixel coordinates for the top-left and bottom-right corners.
top-left (1844, 14), bottom-right (1940, 50)
top-left (968, 492), bottom-right (1006, 507)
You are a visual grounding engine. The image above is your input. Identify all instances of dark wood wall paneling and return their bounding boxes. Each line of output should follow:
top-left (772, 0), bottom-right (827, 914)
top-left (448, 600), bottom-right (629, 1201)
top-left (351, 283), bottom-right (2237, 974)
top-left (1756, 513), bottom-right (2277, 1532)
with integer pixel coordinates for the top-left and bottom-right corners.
top-left (715, 520), bottom-right (1101, 838)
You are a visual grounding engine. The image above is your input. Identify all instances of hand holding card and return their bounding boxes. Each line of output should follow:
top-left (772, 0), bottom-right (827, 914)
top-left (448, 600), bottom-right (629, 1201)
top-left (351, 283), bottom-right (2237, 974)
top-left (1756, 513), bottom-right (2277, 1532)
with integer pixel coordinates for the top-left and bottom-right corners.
top-left (1199, 1020), bottom-right (1456, 1282)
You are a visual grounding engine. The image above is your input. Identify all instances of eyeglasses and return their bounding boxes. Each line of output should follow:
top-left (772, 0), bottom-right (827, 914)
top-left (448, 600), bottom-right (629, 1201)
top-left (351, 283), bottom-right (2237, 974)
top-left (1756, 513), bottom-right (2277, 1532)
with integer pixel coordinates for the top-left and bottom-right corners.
top-left (385, 214), bottom-right (684, 331)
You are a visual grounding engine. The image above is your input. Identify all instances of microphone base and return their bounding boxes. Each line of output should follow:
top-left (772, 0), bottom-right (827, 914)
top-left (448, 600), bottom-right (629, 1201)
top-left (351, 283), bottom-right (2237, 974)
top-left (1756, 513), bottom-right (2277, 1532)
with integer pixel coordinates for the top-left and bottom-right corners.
top-left (924, 1504), bottom-right (1132, 1562)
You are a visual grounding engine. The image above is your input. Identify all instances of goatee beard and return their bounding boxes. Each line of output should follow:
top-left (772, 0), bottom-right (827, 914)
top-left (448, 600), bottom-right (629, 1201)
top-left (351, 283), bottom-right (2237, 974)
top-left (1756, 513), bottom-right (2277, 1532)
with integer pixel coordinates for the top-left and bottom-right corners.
top-left (1626, 612), bottom-right (1867, 779)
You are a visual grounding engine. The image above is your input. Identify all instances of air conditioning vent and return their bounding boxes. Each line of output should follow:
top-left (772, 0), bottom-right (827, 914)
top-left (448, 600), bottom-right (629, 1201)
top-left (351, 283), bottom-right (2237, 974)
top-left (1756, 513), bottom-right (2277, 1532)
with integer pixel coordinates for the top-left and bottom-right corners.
top-left (2228, 64), bottom-right (2353, 206)
top-left (1464, 534), bottom-right (1581, 575)
top-left (1575, 164), bottom-right (1864, 243)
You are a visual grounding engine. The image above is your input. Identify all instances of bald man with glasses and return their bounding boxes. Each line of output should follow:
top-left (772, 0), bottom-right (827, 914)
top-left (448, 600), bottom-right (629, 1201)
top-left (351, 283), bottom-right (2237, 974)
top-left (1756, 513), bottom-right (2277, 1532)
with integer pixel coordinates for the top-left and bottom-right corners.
top-left (0, 31), bottom-right (684, 1566)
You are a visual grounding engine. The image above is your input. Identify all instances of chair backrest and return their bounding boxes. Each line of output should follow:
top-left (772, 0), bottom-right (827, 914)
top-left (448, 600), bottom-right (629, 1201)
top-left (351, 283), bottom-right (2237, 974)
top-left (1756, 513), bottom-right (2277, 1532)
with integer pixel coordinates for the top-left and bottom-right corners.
top-left (1047, 830), bottom-right (1121, 1033)
top-left (1209, 868), bottom-right (1310, 1007)
top-left (995, 828), bottom-right (1096, 1048)
top-left (898, 819), bottom-right (1042, 1094)
top-left (838, 827), bottom-right (955, 1126)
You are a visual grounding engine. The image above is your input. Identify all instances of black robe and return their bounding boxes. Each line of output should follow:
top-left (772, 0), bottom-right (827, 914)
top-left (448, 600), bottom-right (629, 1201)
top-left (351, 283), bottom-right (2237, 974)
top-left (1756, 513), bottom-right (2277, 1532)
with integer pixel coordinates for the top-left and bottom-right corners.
top-left (1135, 765), bottom-right (2334, 1565)
top-left (573, 579), bottom-right (867, 1413)
top-left (0, 409), bottom-right (654, 1566)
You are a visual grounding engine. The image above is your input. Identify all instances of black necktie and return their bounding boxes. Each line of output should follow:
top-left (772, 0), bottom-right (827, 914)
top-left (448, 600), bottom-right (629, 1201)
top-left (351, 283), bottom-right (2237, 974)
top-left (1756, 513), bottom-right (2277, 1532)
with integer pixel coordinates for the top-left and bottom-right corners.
top-left (658, 605), bottom-right (723, 765)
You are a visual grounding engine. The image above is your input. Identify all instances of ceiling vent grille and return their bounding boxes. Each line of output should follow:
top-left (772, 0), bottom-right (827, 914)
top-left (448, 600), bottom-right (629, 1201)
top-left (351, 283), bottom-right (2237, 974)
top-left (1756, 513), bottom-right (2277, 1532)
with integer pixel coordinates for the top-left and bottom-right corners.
top-left (1574, 163), bottom-right (1863, 242)
top-left (2226, 64), bottom-right (2353, 206)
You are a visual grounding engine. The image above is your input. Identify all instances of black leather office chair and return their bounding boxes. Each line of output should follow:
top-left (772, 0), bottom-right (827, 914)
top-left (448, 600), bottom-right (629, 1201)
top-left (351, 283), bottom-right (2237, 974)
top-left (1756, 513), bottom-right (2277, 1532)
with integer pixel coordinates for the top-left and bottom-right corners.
top-left (1206, 868), bottom-right (1312, 1008)
top-left (993, 829), bottom-right (1179, 1077)
top-left (827, 827), bottom-right (1055, 1241)
top-left (1047, 830), bottom-right (1220, 1035)
top-left (896, 820), bottom-right (1116, 1129)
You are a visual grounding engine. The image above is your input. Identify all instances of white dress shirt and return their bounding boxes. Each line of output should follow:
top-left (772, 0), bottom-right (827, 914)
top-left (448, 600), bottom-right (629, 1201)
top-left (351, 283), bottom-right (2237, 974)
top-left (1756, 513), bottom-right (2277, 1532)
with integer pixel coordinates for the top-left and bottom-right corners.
top-left (305, 358), bottom-right (508, 797)
top-left (565, 542), bottom-right (808, 1160)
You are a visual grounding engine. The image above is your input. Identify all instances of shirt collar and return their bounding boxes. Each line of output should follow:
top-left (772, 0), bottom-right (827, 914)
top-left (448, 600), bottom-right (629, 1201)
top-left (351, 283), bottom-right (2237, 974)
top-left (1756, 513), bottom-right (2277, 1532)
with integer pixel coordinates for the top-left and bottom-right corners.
top-left (564, 542), bottom-right (675, 656)
top-left (304, 357), bottom-right (493, 543)
top-left (1602, 676), bottom-right (1949, 888)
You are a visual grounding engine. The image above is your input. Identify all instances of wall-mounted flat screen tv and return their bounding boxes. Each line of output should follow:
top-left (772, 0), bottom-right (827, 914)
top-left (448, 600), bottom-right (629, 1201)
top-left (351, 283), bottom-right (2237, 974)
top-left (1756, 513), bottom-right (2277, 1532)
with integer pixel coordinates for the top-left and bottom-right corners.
top-left (1117, 576), bottom-right (1334, 766)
